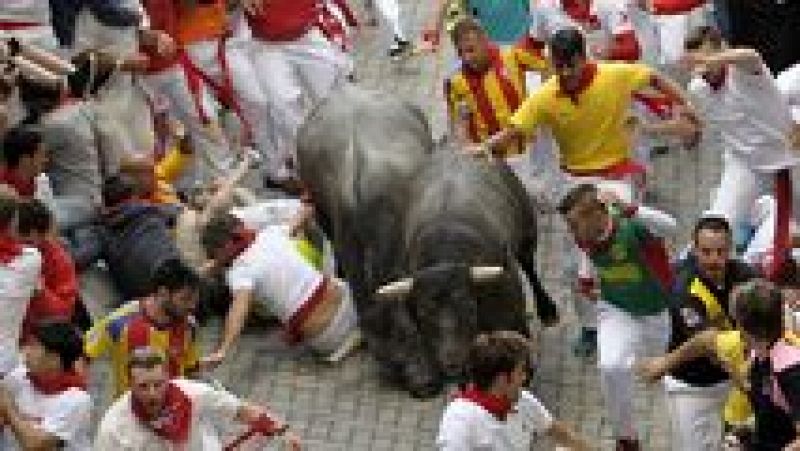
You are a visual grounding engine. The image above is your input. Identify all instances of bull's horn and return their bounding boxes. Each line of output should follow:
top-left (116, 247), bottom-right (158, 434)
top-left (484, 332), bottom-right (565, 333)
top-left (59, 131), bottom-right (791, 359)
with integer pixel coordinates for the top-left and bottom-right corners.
top-left (470, 266), bottom-right (505, 281)
top-left (375, 277), bottom-right (414, 298)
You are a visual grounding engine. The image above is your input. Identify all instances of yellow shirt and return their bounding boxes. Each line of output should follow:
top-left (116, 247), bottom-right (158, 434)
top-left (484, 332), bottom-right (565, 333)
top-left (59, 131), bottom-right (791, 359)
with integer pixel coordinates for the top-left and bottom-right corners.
top-left (84, 300), bottom-right (200, 398)
top-left (714, 330), bottom-right (800, 425)
top-left (154, 145), bottom-right (191, 205)
top-left (509, 62), bottom-right (654, 172)
top-left (445, 37), bottom-right (549, 156)
top-left (715, 330), bottom-right (753, 426)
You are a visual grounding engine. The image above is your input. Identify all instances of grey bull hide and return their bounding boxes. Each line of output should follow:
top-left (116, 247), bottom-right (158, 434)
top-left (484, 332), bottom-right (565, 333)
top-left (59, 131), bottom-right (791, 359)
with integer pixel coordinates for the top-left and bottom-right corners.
top-left (297, 84), bottom-right (556, 398)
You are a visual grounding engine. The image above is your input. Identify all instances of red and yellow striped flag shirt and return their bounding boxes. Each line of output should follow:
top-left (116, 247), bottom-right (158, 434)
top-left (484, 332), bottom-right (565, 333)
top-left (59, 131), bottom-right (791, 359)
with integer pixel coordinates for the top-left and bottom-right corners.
top-left (444, 35), bottom-right (549, 156)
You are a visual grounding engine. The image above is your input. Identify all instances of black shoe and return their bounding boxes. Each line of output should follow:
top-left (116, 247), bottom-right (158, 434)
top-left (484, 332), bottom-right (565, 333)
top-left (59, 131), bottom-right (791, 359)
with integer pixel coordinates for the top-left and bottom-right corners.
top-left (388, 37), bottom-right (412, 60)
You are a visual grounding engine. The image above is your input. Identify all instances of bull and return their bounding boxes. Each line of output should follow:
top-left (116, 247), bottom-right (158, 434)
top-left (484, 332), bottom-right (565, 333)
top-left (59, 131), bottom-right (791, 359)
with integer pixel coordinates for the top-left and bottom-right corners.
top-left (297, 84), bottom-right (557, 397)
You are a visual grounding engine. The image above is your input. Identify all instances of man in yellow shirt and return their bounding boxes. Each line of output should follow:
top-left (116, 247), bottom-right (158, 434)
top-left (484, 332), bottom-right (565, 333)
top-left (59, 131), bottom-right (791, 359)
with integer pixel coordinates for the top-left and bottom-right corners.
top-left (84, 259), bottom-right (201, 398)
top-left (487, 26), bottom-right (699, 200)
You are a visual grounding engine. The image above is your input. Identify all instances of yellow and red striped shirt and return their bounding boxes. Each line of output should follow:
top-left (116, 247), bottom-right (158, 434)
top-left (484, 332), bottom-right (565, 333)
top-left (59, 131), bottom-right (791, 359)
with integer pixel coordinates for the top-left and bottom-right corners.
top-left (444, 35), bottom-right (549, 156)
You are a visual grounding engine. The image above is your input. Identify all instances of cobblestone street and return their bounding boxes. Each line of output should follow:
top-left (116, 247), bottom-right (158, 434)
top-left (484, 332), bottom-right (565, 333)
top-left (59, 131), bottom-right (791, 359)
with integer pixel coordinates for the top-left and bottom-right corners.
top-left (83, 0), bottom-right (726, 449)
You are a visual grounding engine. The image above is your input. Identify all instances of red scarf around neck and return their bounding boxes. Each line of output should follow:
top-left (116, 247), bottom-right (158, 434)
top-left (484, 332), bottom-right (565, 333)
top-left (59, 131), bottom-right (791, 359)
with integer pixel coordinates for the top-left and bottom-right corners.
top-left (456, 386), bottom-right (513, 421)
top-left (131, 382), bottom-right (193, 444)
top-left (27, 369), bottom-right (87, 395)
top-left (0, 234), bottom-right (23, 264)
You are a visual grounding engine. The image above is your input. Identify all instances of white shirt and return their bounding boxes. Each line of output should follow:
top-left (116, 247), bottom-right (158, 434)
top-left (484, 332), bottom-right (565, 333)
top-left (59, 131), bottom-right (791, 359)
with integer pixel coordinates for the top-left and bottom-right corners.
top-left (776, 63), bottom-right (800, 122)
top-left (436, 390), bottom-right (554, 450)
top-left (0, 246), bottom-right (41, 374)
top-left (94, 378), bottom-right (244, 451)
top-left (0, 0), bottom-right (51, 24)
top-left (688, 62), bottom-right (799, 172)
top-left (531, 0), bottom-right (637, 57)
top-left (226, 225), bottom-right (324, 322)
top-left (0, 365), bottom-right (92, 451)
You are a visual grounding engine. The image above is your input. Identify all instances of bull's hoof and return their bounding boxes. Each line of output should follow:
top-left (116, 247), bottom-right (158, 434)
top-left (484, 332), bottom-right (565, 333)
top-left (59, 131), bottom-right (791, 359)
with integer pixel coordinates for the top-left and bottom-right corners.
top-left (407, 380), bottom-right (442, 399)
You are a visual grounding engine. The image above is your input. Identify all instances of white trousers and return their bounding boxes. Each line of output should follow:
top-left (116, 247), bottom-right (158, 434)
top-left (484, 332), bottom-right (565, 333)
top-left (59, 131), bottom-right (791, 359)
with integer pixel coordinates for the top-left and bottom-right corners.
top-left (664, 376), bottom-right (729, 451)
top-left (597, 301), bottom-right (670, 439)
top-left (248, 29), bottom-right (349, 179)
top-left (371, 0), bottom-right (406, 41)
top-left (709, 153), bottom-right (800, 250)
top-left (652, 6), bottom-right (712, 65)
top-left (145, 39), bottom-right (268, 185)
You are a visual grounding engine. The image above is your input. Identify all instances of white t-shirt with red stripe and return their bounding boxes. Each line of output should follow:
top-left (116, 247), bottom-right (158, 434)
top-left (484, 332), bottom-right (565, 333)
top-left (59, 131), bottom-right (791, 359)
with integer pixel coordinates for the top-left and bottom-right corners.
top-left (436, 390), bottom-right (554, 450)
top-left (226, 225), bottom-right (323, 323)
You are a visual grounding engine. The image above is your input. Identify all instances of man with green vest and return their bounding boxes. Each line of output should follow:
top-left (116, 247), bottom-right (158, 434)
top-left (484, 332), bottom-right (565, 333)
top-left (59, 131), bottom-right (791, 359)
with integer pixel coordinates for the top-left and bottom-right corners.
top-left (557, 183), bottom-right (677, 451)
top-left (666, 215), bottom-right (757, 451)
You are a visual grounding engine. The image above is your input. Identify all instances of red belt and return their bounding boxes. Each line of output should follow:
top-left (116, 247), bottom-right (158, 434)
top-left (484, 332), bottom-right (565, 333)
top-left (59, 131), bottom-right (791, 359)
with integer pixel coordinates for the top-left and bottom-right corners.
top-left (283, 277), bottom-right (330, 344)
top-left (564, 159), bottom-right (646, 179)
top-left (0, 21), bottom-right (41, 30)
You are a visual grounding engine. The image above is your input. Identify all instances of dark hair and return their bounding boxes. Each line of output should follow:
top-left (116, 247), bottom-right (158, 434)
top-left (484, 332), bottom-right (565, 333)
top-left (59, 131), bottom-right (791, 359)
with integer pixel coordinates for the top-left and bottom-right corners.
top-left (17, 76), bottom-right (63, 125)
top-left (0, 193), bottom-right (18, 228)
top-left (693, 216), bottom-right (731, 243)
top-left (450, 16), bottom-right (485, 47)
top-left (549, 27), bottom-right (586, 61)
top-left (774, 258), bottom-right (800, 289)
top-left (730, 279), bottom-right (784, 343)
top-left (16, 199), bottom-right (53, 235)
top-left (557, 183), bottom-right (598, 215)
top-left (33, 322), bottom-right (83, 371)
top-left (2, 125), bottom-right (44, 168)
top-left (685, 25), bottom-right (723, 51)
top-left (201, 213), bottom-right (241, 256)
top-left (128, 346), bottom-right (167, 373)
top-left (102, 173), bottom-right (139, 207)
top-left (467, 331), bottom-right (532, 390)
top-left (150, 258), bottom-right (202, 294)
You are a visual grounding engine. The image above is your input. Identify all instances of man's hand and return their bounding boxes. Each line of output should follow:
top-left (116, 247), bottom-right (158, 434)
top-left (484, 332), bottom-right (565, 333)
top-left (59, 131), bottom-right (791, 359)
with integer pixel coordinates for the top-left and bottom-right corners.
top-left (283, 430), bottom-right (302, 450)
top-left (635, 356), bottom-right (669, 383)
top-left (419, 27), bottom-right (441, 53)
top-left (784, 436), bottom-right (800, 451)
top-left (199, 349), bottom-right (227, 371)
top-left (139, 29), bottom-right (176, 59)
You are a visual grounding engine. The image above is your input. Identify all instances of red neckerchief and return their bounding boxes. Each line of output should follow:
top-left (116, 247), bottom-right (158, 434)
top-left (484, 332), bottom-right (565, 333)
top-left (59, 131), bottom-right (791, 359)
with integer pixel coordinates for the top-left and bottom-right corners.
top-left (217, 223), bottom-right (257, 268)
top-left (0, 233), bottom-right (23, 264)
top-left (456, 386), bottom-right (513, 421)
top-left (127, 299), bottom-right (191, 377)
top-left (561, 0), bottom-right (600, 29)
top-left (703, 66), bottom-right (728, 91)
top-left (557, 62), bottom-right (598, 104)
top-left (27, 369), bottom-right (87, 395)
top-left (131, 382), bottom-right (192, 444)
top-left (0, 166), bottom-right (34, 198)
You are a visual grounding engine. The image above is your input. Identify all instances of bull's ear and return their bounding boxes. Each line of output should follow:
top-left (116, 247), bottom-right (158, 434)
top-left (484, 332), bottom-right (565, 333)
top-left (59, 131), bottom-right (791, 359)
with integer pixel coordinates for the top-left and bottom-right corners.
top-left (470, 266), bottom-right (504, 282)
top-left (375, 277), bottom-right (414, 299)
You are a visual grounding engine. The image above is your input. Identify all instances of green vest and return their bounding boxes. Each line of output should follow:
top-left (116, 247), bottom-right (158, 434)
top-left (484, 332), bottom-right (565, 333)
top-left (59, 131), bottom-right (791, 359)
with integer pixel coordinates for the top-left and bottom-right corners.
top-left (588, 211), bottom-right (671, 316)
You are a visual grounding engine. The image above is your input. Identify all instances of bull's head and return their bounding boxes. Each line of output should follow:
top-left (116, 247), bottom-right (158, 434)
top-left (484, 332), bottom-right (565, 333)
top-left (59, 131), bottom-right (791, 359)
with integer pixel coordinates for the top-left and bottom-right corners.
top-left (375, 264), bottom-right (504, 378)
